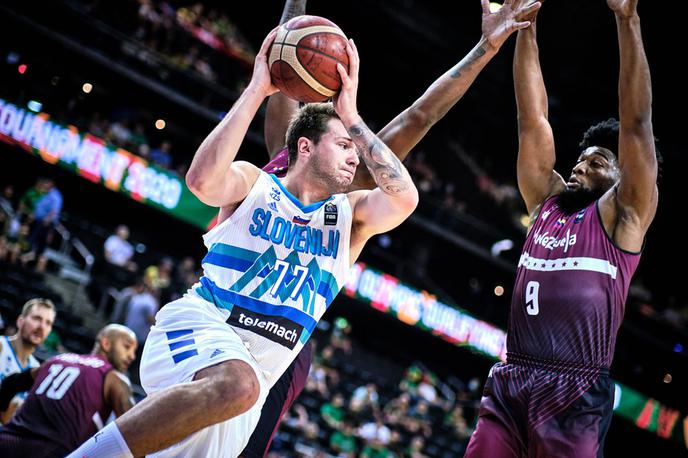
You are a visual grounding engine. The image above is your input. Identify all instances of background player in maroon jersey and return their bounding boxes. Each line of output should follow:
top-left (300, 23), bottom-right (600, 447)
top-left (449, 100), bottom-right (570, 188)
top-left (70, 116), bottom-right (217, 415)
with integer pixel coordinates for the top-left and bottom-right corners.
top-left (0, 324), bottom-right (137, 457)
top-left (465, 1), bottom-right (659, 457)
top-left (241, 1), bottom-right (542, 457)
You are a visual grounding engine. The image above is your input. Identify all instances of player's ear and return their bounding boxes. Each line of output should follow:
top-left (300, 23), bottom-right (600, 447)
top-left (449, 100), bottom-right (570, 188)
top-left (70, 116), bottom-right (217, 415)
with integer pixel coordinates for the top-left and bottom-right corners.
top-left (297, 136), bottom-right (312, 157)
top-left (101, 336), bottom-right (111, 352)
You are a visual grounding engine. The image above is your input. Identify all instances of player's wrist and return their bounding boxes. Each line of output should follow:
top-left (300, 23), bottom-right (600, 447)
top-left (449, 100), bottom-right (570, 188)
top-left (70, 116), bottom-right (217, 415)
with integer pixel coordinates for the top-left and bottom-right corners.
top-left (339, 112), bottom-right (362, 129)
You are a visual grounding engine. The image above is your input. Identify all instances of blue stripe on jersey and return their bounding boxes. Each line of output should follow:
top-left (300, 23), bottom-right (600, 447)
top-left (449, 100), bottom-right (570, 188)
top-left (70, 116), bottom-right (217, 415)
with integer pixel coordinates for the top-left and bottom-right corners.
top-left (202, 252), bottom-right (255, 272)
top-left (168, 339), bottom-right (195, 351)
top-left (198, 276), bottom-right (318, 333)
top-left (172, 349), bottom-right (198, 364)
top-left (269, 174), bottom-right (334, 213)
top-left (318, 271), bottom-right (340, 306)
top-left (202, 243), bottom-right (339, 306)
top-left (165, 329), bottom-right (193, 340)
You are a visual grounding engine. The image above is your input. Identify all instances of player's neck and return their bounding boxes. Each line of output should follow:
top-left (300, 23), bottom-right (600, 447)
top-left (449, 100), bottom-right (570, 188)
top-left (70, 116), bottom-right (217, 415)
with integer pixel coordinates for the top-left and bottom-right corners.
top-left (9, 335), bottom-right (35, 366)
top-left (281, 171), bottom-right (332, 206)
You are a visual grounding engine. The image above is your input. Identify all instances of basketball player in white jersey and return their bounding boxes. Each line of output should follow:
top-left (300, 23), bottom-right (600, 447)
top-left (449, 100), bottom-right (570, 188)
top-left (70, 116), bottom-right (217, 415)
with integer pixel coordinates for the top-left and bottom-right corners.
top-left (0, 298), bottom-right (55, 424)
top-left (68, 27), bottom-right (419, 458)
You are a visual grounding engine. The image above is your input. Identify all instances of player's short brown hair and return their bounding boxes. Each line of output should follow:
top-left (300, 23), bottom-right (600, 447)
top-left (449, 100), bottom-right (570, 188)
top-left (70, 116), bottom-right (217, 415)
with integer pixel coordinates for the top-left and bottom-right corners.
top-left (286, 103), bottom-right (339, 167)
top-left (21, 298), bottom-right (56, 317)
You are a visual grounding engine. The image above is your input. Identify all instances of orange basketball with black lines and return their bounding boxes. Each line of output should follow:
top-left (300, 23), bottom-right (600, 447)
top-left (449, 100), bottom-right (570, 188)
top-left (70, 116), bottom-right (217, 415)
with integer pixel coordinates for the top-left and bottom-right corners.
top-left (269, 15), bottom-right (349, 103)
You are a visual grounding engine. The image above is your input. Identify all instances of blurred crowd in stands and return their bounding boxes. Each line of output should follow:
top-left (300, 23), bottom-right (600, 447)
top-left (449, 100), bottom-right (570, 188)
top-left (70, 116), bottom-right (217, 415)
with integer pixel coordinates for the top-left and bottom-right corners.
top-left (81, 0), bottom-right (255, 90)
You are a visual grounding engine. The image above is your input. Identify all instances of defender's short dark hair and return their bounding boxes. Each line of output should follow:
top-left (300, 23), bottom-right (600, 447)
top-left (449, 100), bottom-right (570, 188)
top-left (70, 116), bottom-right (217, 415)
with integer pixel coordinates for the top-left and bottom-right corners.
top-left (285, 103), bottom-right (339, 167)
top-left (579, 117), bottom-right (663, 183)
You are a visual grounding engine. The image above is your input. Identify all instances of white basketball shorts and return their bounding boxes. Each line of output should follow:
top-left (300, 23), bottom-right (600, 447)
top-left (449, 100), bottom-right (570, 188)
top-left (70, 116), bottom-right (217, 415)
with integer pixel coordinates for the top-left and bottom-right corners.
top-left (139, 294), bottom-right (269, 458)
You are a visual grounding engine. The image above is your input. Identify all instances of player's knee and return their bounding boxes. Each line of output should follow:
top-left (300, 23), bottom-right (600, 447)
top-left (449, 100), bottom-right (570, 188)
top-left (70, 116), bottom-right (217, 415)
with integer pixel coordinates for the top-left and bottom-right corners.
top-left (202, 361), bottom-right (260, 420)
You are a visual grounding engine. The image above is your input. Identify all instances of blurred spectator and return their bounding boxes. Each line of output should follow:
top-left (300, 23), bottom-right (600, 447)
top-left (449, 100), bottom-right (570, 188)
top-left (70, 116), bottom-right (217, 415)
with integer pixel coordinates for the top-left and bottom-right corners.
top-left (124, 280), bottom-right (158, 384)
top-left (17, 178), bottom-right (50, 221)
top-left (350, 383), bottom-right (380, 417)
top-left (104, 224), bottom-right (138, 272)
top-left (329, 421), bottom-right (358, 457)
top-left (21, 179), bottom-right (63, 272)
top-left (358, 418), bottom-right (392, 449)
top-left (407, 436), bottom-right (429, 458)
top-left (149, 140), bottom-right (173, 169)
top-left (320, 392), bottom-right (345, 429)
top-left (383, 392), bottom-right (411, 426)
top-left (283, 403), bottom-right (319, 443)
top-left (144, 256), bottom-right (174, 292)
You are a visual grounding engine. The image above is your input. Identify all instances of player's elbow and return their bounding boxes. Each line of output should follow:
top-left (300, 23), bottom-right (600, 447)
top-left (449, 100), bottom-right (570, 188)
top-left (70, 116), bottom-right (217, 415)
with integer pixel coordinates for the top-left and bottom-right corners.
top-left (185, 169), bottom-right (220, 205)
top-left (398, 184), bottom-right (420, 216)
top-left (185, 167), bottom-right (204, 196)
top-left (405, 106), bottom-right (435, 131)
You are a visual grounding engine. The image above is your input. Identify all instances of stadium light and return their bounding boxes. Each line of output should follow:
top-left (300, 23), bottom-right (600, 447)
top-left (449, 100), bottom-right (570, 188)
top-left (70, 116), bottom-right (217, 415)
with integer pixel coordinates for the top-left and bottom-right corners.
top-left (155, 119), bottom-right (166, 130)
top-left (82, 82), bottom-right (93, 93)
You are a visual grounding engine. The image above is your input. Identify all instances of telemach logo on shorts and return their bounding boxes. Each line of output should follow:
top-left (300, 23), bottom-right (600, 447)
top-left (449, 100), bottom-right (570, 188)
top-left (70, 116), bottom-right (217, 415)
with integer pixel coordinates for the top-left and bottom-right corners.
top-left (228, 306), bottom-right (302, 349)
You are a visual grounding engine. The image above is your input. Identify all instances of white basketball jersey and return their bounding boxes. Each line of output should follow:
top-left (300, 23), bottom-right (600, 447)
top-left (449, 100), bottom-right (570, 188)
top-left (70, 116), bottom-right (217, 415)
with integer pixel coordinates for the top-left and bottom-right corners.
top-left (189, 171), bottom-right (352, 385)
top-left (0, 335), bottom-right (39, 400)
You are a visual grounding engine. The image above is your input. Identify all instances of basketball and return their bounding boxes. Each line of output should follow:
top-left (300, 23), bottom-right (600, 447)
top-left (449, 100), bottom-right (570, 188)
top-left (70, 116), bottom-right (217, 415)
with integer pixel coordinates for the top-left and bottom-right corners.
top-left (268, 15), bottom-right (349, 103)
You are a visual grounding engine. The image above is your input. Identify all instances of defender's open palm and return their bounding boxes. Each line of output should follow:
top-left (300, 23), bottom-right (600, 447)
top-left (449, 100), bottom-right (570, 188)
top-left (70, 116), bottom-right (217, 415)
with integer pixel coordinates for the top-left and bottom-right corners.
top-left (333, 39), bottom-right (360, 123)
top-left (481, 0), bottom-right (541, 48)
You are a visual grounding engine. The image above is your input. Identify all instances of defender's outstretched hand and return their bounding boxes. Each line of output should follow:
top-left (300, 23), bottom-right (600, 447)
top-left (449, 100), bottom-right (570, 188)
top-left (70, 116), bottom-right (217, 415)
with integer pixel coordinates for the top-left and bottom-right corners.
top-left (481, 0), bottom-right (541, 48)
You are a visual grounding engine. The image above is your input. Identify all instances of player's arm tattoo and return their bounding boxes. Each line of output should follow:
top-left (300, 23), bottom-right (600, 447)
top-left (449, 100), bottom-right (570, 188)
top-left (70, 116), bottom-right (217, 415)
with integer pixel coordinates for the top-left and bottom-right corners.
top-left (280, 0), bottom-right (307, 23)
top-left (348, 123), bottom-right (413, 195)
top-left (450, 45), bottom-right (487, 78)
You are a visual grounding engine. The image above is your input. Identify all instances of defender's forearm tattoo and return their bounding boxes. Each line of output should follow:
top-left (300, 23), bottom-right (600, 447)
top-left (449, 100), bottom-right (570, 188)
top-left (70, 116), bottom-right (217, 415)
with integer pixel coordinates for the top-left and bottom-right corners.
top-left (349, 123), bottom-right (412, 195)
top-left (281, 0), bottom-right (307, 23)
top-left (450, 46), bottom-right (487, 79)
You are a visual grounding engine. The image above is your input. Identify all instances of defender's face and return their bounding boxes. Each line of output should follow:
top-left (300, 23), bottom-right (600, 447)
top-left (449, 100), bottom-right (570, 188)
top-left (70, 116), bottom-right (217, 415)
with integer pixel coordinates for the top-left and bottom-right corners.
top-left (107, 333), bottom-right (137, 372)
top-left (567, 147), bottom-right (619, 195)
top-left (311, 119), bottom-right (360, 192)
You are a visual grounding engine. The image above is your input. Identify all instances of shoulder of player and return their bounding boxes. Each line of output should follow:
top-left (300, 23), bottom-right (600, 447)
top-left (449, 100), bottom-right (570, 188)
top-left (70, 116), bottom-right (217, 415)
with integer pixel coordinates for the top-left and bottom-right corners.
top-left (106, 369), bottom-right (132, 387)
top-left (230, 161), bottom-right (262, 182)
top-left (104, 370), bottom-right (132, 400)
top-left (346, 189), bottom-right (368, 209)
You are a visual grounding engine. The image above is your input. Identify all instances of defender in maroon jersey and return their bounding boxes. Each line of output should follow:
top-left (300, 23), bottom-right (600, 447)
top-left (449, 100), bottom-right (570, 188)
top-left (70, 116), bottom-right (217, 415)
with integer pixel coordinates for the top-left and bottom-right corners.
top-left (0, 324), bottom-right (137, 457)
top-left (465, 1), bottom-right (660, 457)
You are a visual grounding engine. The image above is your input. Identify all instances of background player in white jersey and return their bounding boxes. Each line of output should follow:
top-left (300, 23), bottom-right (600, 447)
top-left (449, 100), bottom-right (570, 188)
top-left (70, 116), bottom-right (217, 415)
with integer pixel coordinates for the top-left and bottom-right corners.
top-left (69, 26), bottom-right (419, 458)
top-left (0, 297), bottom-right (55, 423)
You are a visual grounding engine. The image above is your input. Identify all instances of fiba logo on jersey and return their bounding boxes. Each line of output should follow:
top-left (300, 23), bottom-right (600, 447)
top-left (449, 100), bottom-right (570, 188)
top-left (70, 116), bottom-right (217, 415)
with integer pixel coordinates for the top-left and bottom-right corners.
top-left (324, 203), bottom-right (338, 225)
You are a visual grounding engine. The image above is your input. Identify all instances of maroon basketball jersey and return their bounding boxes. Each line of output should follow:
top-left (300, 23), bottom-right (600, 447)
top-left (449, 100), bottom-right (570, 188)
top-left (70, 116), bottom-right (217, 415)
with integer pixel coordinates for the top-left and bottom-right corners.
top-left (262, 147), bottom-right (289, 177)
top-left (508, 197), bottom-right (641, 368)
top-left (6, 353), bottom-right (114, 450)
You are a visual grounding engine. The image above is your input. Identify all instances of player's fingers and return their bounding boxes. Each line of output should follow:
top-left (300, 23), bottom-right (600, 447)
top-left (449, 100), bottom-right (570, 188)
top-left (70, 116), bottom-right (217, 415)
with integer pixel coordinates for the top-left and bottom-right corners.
top-left (336, 63), bottom-right (350, 87)
top-left (348, 39), bottom-right (360, 78)
top-left (518, 1), bottom-right (541, 17)
top-left (513, 20), bottom-right (532, 30)
top-left (258, 26), bottom-right (280, 56)
top-left (481, 0), bottom-right (491, 15)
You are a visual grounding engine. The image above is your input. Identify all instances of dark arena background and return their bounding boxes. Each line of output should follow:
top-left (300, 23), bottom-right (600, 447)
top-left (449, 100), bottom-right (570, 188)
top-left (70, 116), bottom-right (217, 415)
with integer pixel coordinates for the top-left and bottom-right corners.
top-left (1, 0), bottom-right (686, 456)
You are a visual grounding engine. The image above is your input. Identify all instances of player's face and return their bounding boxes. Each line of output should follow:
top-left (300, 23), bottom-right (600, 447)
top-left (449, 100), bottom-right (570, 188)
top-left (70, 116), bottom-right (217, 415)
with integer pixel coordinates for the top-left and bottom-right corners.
top-left (558, 147), bottom-right (620, 212)
top-left (107, 334), bottom-right (137, 372)
top-left (566, 147), bottom-right (619, 194)
top-left (17, 306), bottom-right (55, 346)
top-left (311, 119), bottom-right (360, 193)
